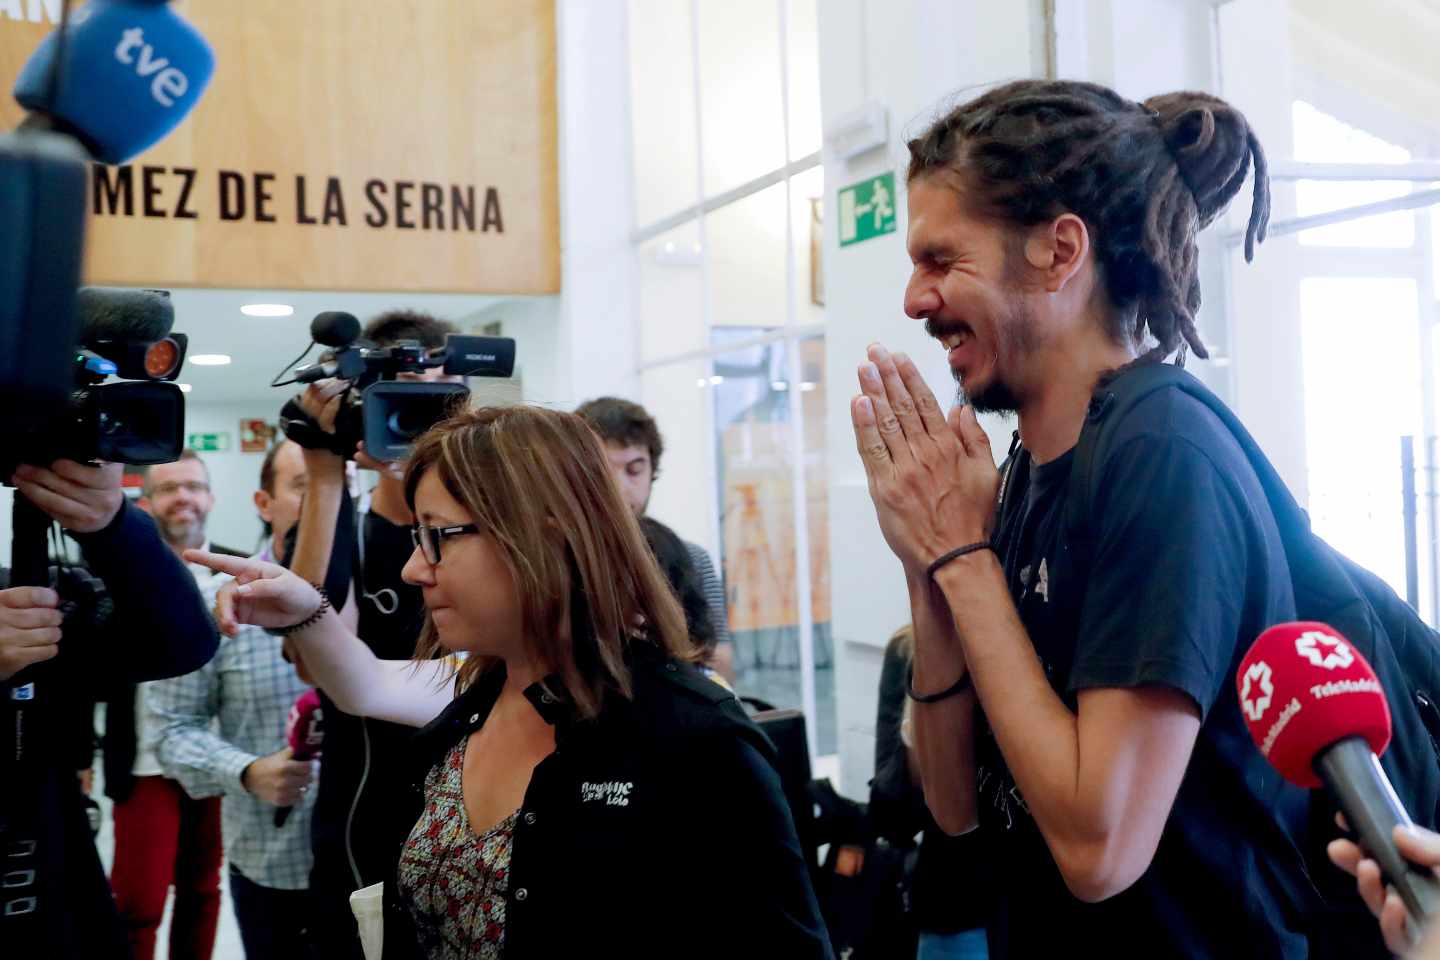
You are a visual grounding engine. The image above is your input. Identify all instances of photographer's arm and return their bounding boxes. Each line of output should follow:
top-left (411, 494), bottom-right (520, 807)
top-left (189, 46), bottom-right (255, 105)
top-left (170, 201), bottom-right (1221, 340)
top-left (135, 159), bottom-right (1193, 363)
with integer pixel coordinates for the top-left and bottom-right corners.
top-left (291, 446), bottom-right (347, 595)
top-left (14, 460), bottom-right (217, 681)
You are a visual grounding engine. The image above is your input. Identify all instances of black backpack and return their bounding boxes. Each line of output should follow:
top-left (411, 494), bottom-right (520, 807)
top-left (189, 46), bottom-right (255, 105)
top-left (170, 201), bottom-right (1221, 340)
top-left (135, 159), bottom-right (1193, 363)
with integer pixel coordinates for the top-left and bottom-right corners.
top-left (1063, 361), bottom-right (1440, 947)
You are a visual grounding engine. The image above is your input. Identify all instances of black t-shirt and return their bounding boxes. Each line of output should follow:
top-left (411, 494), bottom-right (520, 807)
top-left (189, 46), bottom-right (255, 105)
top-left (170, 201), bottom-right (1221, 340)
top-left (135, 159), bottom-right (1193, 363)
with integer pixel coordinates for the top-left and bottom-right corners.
top-left (310, 509), bottom-right (428, 952)
top-left (978, 388), bottom-right (1317, 959)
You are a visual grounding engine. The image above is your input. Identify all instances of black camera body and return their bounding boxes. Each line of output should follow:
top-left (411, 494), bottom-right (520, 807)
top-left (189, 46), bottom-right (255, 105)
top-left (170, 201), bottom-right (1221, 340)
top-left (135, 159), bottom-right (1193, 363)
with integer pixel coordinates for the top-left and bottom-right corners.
top-left (3, 288), bottom-right (189, 478)
top-left (280, 311), bottom-right (516, 461)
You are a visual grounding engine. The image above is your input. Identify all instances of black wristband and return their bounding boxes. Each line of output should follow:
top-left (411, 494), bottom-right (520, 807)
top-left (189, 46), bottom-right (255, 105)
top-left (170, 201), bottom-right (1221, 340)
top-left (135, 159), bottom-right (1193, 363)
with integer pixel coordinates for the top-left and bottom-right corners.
top-left (278, 585), bottom-right (331, 636)
top-left (906, 664), bottom-right (972, 703)
top-left (925, 541), bottom-right (995, 581)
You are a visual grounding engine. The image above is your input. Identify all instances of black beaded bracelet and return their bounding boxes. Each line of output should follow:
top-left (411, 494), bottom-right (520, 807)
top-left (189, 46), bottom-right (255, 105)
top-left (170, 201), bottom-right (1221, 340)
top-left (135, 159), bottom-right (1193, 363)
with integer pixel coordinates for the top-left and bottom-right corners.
top-left (278, 585), bottom-right (331, 636)
top-left (925, 541), bottom-right (995, 581)
top-left (906, 664), bottom-right (972, 703)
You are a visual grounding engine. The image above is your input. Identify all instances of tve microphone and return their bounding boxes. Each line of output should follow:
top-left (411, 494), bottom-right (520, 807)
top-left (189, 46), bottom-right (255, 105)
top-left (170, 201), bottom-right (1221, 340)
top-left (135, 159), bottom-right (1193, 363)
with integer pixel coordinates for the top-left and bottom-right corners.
top-left (275, 690), bottom-right (323, 828)
top-left (13, 0), bottom-right (216, 165)
top-left (1237, 621), bottom-right (1440, 928)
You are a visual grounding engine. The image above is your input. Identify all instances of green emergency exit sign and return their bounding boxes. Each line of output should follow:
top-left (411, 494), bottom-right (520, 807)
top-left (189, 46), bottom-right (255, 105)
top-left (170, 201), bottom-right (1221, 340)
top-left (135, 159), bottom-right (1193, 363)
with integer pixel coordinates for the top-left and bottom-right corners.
top-left (187, 432), bottom-right (230, 453)
top-left (838, 172), bottom-right (897, 247)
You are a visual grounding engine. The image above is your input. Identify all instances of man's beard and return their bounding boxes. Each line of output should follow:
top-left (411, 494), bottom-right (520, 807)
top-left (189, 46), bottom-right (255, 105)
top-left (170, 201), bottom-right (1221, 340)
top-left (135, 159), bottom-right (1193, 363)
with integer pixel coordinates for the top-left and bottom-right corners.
top-left (939, 295), bottom-right (1038, 416)
top-left (158, 515), bottom-right (206, 550)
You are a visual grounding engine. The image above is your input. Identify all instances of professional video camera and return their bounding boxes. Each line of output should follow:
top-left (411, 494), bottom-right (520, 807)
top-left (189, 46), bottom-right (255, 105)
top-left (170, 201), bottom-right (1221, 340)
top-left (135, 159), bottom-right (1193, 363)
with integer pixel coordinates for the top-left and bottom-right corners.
top-left (1, 287), bottom-right (189, 480)
top-left (276, 310), bottom-right (516, 461)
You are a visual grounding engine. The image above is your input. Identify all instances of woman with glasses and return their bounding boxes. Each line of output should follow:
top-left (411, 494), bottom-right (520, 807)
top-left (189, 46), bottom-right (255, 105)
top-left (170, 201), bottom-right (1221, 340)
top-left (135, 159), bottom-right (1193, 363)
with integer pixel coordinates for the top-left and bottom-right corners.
top-left (186, 405), bottom-right (832, 960)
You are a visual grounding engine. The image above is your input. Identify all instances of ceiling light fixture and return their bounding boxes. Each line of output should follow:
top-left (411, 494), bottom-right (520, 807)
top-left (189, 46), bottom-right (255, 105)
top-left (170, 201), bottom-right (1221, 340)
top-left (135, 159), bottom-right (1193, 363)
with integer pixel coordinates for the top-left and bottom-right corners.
top-left (240, 304), bottom-right (294, 318)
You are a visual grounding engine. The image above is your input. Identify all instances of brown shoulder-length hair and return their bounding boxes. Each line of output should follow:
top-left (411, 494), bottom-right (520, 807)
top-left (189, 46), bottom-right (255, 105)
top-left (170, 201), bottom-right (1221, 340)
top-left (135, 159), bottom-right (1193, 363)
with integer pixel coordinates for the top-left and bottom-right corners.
top-left (403, 405), bottom-right (698, 719)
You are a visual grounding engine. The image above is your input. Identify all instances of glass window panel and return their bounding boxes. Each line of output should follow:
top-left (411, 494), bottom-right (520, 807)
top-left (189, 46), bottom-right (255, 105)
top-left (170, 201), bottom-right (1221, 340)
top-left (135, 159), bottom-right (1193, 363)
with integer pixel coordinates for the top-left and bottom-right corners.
top-left (708, 181), bottom-right (788, 329)
top-left (642, 358), bottom-right (714, 554)
top-left (697, 0), bottom-right (786, 197)
top-left (784, 0), bottom-right (822, 161)
top-left (639, 221), bottom-right (706, 362)
top-left (713, 338), bottom-right (833, 754)
top-left (1301, 277), bottom-right (1421, 601)
top-left (629, 0), bottom-right (700, 226)
top-left (1292, 101), bottom-right (1415, 248)
top-left (790, 167), bottom-right (826, 326)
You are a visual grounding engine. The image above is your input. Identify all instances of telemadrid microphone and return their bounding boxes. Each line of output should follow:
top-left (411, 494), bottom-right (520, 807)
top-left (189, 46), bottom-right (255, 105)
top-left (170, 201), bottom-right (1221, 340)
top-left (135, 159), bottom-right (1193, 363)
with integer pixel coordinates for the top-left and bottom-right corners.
top-left (275, 689), bottom-right (323, 828)
top-left (13, 0), bottom-right (216, 165)
top-left (1237, 621), bottom-right (1440, 928)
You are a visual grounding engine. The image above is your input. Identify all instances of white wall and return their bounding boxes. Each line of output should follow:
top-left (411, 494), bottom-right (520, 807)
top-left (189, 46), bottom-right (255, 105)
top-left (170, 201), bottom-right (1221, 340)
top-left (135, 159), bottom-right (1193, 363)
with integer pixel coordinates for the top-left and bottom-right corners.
top-left (182, 402), bottom-right (277, 554)
top-left (819, 0), bottom-right (1044, 797)
top-left (554, 0), bottom-right (641, 408)
top-left (463, 296), bottom-right (564, 409)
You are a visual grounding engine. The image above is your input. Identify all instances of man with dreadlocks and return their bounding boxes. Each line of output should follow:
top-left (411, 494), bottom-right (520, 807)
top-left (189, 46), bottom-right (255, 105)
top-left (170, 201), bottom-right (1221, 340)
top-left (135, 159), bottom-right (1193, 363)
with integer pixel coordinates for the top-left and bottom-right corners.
top-left (851, 79), bottom-right (1372, 958)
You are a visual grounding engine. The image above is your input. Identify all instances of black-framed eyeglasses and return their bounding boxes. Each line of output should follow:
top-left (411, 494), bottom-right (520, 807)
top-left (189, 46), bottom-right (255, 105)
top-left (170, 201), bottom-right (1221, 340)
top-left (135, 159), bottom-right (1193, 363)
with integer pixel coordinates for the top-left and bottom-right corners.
top-left (410, 522), bottom-right (480, 565)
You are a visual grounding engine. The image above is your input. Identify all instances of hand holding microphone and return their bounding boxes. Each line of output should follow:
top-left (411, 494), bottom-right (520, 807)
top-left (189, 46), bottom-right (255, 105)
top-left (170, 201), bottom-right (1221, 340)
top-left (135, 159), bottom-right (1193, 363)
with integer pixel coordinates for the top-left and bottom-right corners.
top-left (274, 689), bottom-right (323, 827)
top-left (1330, 821), bottom-right (1440, 955)
top-left (1237, 621), bottom-right (1440, 950)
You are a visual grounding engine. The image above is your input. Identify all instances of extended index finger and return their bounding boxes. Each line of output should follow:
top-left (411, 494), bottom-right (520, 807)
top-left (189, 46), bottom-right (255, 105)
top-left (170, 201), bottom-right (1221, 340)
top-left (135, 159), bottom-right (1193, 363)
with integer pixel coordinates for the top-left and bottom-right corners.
top-left (184, 550), bottom-right (283, 580)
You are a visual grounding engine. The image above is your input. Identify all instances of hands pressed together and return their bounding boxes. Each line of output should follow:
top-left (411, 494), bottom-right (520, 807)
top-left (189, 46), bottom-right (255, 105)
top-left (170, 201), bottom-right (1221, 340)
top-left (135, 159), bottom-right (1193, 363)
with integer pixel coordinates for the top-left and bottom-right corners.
top-left (850, 343), bottom-right (999, 578)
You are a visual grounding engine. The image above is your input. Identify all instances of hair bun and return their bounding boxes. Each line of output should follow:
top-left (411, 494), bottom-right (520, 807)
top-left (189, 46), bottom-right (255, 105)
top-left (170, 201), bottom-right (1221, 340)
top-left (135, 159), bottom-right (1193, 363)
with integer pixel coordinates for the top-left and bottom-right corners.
top-left (1143, 91), bottom-right (1271, 261)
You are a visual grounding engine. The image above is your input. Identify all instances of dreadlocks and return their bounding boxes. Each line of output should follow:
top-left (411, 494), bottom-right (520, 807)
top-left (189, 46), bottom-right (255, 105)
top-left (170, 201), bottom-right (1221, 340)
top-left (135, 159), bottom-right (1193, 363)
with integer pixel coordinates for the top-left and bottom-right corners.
top-left (906, 80), bottom-right (1270, 363)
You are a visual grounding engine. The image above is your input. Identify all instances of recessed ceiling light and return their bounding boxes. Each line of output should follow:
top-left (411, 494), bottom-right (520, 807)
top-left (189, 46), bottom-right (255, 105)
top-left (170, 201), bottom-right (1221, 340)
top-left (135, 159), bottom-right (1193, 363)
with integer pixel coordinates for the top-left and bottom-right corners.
top-left (241, 304), bottom-right (294, 318)
top-left (190, 355), bottom-right (232, 366)
top-left (178, 383), bottom-right (193, 393)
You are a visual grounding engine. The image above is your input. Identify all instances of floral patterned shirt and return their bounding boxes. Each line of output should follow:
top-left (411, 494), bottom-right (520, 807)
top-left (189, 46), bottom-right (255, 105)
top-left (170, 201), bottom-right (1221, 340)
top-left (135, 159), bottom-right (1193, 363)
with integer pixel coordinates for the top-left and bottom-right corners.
top-left (398, 740), bottom-right (516, 960)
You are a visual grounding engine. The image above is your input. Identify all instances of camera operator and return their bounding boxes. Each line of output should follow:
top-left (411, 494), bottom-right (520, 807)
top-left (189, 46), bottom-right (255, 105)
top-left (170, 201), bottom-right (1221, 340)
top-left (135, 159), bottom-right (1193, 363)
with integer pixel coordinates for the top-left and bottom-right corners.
top-left (0, 458), bottom-right (218, 958)
top-left (285, 310), bottom-right (460, 960)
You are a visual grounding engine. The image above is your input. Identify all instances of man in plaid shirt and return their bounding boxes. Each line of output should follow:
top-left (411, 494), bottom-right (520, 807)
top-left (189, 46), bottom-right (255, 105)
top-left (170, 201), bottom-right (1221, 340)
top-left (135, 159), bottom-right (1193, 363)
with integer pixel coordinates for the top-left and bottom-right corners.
top-left (150, 440), bottom-right (319, 959)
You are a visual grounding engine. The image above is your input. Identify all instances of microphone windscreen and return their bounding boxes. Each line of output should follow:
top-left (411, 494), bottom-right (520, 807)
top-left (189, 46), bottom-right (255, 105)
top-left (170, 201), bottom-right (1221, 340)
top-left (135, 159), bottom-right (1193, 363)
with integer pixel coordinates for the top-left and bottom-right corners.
top-left (1236, 621), bottom-right (1392, 787)
top-left (310, 312), bottom-right (360, 349)
top-left (76, 286), bottom-right (174, 344)
top-left (13, 1), bottom-right (215, 165)
top-left (285, 689), bottom-right (324, 761)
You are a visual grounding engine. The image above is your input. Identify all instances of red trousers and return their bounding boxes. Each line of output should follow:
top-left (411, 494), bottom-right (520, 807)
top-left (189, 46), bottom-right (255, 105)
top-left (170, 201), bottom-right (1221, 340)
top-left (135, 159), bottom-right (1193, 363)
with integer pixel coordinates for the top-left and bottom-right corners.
top-left (109, 775), bottom-right (224, 960)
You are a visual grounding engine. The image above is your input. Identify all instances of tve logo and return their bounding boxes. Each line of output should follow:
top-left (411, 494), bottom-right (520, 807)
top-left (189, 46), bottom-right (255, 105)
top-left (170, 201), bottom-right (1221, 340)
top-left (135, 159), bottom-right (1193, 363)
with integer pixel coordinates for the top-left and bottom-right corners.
top-left (115, 26), bottom-right (189, 107)
top-left (0, 0), bottom-right (62, 24)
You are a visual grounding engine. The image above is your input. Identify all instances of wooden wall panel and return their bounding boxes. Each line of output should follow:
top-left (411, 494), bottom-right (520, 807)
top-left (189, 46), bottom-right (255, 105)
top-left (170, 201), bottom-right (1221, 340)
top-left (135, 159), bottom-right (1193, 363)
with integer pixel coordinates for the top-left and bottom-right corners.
top-left (0, 1), bottom-right (559, 293)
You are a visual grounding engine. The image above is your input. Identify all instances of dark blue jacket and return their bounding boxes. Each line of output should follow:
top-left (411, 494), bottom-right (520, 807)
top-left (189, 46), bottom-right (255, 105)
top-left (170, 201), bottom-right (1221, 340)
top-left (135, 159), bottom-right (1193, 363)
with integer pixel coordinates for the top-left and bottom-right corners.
top-left (0, 499), bottom-right (218, 959)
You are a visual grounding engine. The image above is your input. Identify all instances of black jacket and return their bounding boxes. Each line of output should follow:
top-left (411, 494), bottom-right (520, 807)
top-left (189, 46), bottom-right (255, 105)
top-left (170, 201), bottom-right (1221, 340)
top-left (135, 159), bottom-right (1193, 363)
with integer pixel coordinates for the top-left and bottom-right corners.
top-left (384, 651), bottom-right (834, 959)
top-left (0, 500), bottom-right (219, 959)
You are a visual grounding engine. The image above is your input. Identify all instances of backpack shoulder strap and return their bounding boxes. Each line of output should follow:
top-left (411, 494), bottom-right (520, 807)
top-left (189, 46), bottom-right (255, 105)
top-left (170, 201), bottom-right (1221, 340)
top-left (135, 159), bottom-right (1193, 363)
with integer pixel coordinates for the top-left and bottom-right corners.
top-left (1065, 361), bottom-right (1194, 551)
